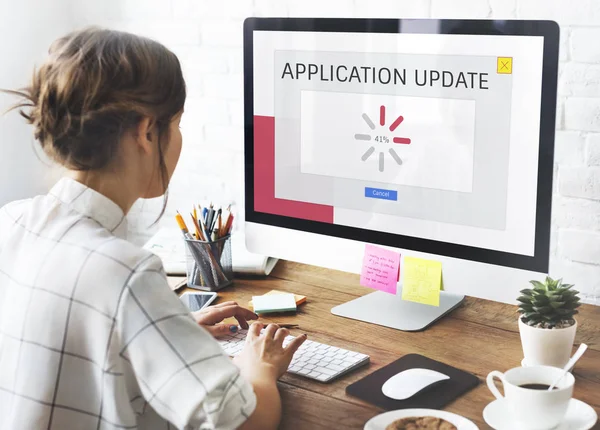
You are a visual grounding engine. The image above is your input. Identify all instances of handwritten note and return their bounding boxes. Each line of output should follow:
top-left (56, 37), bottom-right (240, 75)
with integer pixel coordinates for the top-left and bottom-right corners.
top-left (401, 256), bottom-right (442, 306)
top-left (360, 244), bottom-right (400, 294)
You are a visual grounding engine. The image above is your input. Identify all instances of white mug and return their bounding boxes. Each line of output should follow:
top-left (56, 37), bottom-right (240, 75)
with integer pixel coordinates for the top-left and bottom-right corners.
top-left (486, 366), bottom-right (574, 430)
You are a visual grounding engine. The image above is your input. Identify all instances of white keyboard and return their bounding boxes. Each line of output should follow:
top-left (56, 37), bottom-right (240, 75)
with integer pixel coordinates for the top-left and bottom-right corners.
top-left (218, 329), bottom-right (370, 383)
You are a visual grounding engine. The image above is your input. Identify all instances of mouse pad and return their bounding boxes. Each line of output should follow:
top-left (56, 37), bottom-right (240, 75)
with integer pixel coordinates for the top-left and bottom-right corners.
top-left (346, 353), bottom-right (479, 410)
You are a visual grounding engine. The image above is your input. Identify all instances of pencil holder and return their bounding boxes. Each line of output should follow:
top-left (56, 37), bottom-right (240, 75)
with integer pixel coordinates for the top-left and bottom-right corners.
top-left (184, 235), bottom-right (233, 291)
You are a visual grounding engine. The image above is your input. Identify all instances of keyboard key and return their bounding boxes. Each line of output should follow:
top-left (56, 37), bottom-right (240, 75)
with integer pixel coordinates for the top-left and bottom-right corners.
top-left (308, 371), bottom-right (322, 379)
top-left (326, 363), bottom-right (345, 372)
top-left (332, 359), bottom-right (343, 365)
top-left (314, 367), bottom-right (336, 376)
top-left (316, 373), bottom-right (330, 382)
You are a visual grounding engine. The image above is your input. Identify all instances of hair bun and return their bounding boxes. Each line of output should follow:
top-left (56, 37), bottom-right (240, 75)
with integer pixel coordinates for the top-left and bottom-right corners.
top-left (3, 27), bottom-right (186, 171)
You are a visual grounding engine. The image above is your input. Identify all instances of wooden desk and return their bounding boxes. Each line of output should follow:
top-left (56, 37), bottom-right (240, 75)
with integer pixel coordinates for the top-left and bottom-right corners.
top-left (170, 261), bottom-right (600, 429)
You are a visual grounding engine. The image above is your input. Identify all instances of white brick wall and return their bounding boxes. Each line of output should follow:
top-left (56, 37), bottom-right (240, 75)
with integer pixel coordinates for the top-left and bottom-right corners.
top-left (70, 0), bottom-right (600, 304)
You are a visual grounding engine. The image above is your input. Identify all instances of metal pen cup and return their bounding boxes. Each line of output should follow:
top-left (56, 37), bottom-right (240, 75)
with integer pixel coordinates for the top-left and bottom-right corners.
top-left (184, 235), bottom-right (233, 291)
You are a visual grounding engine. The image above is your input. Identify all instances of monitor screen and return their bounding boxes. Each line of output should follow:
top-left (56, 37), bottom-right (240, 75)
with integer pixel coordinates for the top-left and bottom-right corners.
top-left (245, 19), bottom-right (558, 272)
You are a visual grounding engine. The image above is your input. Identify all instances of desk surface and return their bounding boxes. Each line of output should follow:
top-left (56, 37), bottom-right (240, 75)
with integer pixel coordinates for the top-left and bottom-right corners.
top-left (169, 261), bottom-right (600, 430)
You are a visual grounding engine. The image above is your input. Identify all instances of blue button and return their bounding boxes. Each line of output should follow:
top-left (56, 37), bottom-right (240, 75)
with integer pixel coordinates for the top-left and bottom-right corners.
top-left (365, 187), bottom-right (398, 201)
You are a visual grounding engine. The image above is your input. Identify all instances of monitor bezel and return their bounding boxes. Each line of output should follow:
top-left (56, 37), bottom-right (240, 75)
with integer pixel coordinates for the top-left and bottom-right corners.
top-left (243, 18), bottom-right (559, 273)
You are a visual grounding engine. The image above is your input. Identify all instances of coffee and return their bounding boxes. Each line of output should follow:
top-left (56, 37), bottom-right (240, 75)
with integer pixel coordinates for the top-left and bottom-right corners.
top-left (518, 383), bottom-right (555, 390)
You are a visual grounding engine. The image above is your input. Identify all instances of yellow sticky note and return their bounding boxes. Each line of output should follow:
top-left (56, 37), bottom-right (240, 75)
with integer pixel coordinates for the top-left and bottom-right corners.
top-left (401, 256), bottom-right (442, 307)
top-left (497, 57), bottom-right (512, 74)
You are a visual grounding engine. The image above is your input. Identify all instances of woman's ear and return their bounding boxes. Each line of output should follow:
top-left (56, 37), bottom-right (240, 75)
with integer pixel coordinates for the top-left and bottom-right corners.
top-left (134, 117), bottom-right (155, 155)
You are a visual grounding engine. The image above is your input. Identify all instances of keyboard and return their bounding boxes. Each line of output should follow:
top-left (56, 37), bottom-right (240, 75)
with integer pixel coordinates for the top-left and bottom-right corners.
top-left (217, 329), bottom-right (370, 382)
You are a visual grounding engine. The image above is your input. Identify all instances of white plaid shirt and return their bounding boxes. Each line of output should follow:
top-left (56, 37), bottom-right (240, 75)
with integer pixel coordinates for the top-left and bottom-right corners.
top-left (0, 178), bottom-right (256, 430)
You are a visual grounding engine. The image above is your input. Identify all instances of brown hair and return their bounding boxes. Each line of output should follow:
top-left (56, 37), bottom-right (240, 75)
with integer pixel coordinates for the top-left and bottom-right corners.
top-left (4, 27), bottom-right (186, 214)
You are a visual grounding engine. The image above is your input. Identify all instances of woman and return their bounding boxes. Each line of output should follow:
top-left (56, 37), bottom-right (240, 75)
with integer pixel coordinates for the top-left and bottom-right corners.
top-left (0, 27), bottom-right (305, 430)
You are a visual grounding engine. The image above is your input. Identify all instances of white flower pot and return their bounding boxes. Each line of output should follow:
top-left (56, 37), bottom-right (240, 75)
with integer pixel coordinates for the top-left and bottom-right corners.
top-left (518, 318), bottom-right (577, 368)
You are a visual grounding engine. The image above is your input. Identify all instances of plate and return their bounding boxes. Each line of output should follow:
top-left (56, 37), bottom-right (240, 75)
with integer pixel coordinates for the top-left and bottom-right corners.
top-left (483, 398), bottom-right (597, 430)
top-left (364, 409), bottom-right (479, 430)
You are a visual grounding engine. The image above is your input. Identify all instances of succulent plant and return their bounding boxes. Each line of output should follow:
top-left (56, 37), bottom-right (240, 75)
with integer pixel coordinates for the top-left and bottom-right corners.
top-left (517, 276), bottom-right (581, 329)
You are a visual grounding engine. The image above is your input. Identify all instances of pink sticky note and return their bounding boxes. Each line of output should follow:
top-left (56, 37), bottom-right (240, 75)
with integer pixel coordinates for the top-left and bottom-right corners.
top-left (360, 244), bottom-right (401, 294)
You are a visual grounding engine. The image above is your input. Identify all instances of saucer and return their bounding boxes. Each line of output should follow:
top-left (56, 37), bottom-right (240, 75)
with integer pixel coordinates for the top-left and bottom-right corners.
top-left (365, 409), bottom-right (478, 430)
top-left (483, 398), bottom-right (597, 430)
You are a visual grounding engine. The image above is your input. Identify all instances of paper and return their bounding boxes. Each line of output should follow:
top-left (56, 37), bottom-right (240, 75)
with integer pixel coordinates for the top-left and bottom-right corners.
top-left (251, 293), bottom-right (297, 314)
top-left (401, 256), bottom-right (442, 306)
top-left (249, 290), bottom-right (306, 310)
top-left (360, 244), bottom-right (401, 294)
top-left (144, 228), bottom-right (278, 275)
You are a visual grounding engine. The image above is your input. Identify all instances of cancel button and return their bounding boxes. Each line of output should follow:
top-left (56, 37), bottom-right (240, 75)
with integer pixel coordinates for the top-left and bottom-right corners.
top-left (364, 187), bottom-right (398, 201)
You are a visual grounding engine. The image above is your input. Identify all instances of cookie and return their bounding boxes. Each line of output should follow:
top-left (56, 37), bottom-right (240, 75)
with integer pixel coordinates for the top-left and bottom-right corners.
top-left (385, 416), bottom-right (457, 430)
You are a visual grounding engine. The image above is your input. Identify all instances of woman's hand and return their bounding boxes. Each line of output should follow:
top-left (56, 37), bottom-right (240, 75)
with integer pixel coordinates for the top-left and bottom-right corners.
top-left (192, 301), bottom-right (258, 338)
top-left (233, 322), bottom-right (307, 382)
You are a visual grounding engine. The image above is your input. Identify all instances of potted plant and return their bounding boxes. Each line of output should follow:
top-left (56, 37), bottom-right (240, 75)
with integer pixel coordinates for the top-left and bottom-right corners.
top-left (517, 276), bottom-right (581, 368)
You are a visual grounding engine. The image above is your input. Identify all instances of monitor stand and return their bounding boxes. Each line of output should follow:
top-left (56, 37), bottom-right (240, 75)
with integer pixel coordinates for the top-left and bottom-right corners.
top-left (331, 288), bottom-right (465, 332)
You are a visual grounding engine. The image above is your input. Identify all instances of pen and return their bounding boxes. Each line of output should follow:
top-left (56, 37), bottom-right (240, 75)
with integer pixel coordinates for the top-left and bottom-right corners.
top-left (206, 206), bottom-right (215, 235)
top-left (215, 209), bottom-right (222, 234)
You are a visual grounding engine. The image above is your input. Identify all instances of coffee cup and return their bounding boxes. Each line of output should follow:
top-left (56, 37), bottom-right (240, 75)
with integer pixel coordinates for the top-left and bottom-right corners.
top-left (486, 365), bottom-right (574, 430)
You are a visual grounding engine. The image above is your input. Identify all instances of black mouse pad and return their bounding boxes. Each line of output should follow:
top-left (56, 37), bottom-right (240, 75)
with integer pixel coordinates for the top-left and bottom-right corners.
top-left (346, 354), bottom-right (479, 410)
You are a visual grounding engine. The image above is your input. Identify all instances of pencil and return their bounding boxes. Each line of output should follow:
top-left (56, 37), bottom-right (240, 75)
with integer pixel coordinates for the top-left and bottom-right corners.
top-left (190, 212), bottom-right (204, 241)
top-left (175, 211), bottom-right (192, 239)
top-left (216, 210), bottom-right (222, 237)
top-left (225, 214), bottom-right (234, 235)
top-left (274, 324), bottom-right (299, 329)
top-left (221, 210), bottom-right (230, 237)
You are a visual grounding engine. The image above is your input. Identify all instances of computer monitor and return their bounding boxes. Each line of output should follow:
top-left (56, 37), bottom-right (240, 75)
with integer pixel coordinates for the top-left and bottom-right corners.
top-left (243, 18), bottom-right (559, 331)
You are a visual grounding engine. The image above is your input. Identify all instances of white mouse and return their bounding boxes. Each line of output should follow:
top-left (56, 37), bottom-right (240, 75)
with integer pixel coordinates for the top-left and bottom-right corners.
top-left (382, 368), bottom-right (450, 400)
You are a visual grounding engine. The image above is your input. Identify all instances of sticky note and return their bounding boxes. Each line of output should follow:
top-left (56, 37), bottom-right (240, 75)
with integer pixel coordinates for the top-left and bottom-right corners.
top-left (497, 57), bottom-right (512, 74)
top-left (402, 256), bottom-right (442, 306)
top-left (249, 290), bottom-right (306, 310)
top-left (360, 244), bottom-right (400, 294)
top-left (251, 293), bottom-right (297, 314)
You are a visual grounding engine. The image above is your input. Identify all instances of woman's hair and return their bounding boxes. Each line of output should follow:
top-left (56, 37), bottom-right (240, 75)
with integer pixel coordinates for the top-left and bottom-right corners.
top-left (4, 27), bottom-right (186, 214)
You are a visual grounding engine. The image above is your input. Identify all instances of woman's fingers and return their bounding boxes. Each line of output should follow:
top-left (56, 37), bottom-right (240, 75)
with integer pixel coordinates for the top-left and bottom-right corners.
top-left (263, 323), bottom-right (279, 339)
top-left (211, 301), bottom-right (238, 308)
top-left (203, 323), bottom-right (239, 338)
top-left (273, 328), bottom-right (289, 345)
top-left (199, 305), bottom-right (258, 326)
top-left (285, 334), bottom-right (308, 356)
top-left (248, 322), bottom-right (264, 339)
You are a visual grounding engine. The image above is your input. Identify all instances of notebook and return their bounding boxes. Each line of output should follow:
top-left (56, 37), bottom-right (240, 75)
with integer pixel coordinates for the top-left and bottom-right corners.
top-left (248, 290), bottom-right (307, 310)
top-left (346, 354), bottom-right (479, 410)
top-left (143, 228), bottom-right (279, 276)
top-left (251, 293), bottom-right (297, 314)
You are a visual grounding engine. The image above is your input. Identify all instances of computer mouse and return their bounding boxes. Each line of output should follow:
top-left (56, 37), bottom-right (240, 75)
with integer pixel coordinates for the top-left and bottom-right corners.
top-left (382, 368), bottom-right (450, 400)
